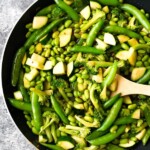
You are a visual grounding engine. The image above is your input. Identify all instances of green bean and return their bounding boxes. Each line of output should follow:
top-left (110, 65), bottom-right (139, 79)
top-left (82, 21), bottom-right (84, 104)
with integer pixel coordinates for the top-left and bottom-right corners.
top-left (137, 69), bottom-right (150, 84)
top-left (86, 19), bottom-right (105, 46)
top-left (104, 25), bottom-right (142, 39)
top-left (40, 143), bottom-right (65, 150)
top-left (120, 3), bottom-right (150, 31)
top-left (102, 61), bottom-right (118, 88)
top-left (9, 99), bottom-right (32, 112)
top-left (103, 93), bottom-right (121, 109)
top-left (50, 95), bottom-right (69, 124)
top-left (114, 116), bottom-right (136, 125)
top-left (98, 98), bottom-right (123, 131)
top-left (31, 87), bottom-right (42, 132)
top-left (71, 45), bottom-right (105, 54)
top-left (54, 0), bottom-right (79, 21)
top-left (88, 125), bottom-right (126, 145)
top-left (11, 47), bottom-right (26, 86)
top-left (36, 4), bottom-right (56, 16)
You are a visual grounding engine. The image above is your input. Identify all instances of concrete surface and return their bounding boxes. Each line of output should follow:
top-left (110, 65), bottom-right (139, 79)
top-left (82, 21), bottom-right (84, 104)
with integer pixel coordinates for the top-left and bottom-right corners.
top-left (0, 0), bottom-right (36, 149)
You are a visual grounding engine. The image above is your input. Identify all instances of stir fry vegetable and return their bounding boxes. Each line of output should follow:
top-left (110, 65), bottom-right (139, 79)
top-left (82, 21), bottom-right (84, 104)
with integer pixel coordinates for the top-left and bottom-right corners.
top-left (10, 0), bottom-right (150, 149)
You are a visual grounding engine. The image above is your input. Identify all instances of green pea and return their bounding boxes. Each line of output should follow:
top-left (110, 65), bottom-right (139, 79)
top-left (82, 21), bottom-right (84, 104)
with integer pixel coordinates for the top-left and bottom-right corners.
top-left (121, 43), bottom-right (129, 50)
top-left (142, 55), bottom-right (149, 61)
top-left (128, 104), bottom-right (137, 110)
top-left (84, 115), bottom-right (93, 123)
top-left (84, 89), bottom-right (89, 100)
top-left (27, 121), bottom-right (32, 129)
top-left (73, 91), bottom-right (78, 97)
top-left (67, 92), bottom-right (73, 97)
top-left (68, 115), bottom-right (76, 123)
top-left (26, 23), bottom-right (32, 29)
top-left (77, 77), bottom-right (83, 83)
top-left (65, 20), bottom-right (72, 28)
top-left (58, 25), bottom-right (65, 31)
top-left (52, 31), bottom-right (59, 38)
top-left (75, 97), bottom-right (83, 103)
top-left (32, 127), bottom-right (39, 135)
top-left (120, 139), bottom-right (128, 144)
top-left (110, 125), bottom-right (118, 133)
top-left (136, 61), bottom-right (143, 67)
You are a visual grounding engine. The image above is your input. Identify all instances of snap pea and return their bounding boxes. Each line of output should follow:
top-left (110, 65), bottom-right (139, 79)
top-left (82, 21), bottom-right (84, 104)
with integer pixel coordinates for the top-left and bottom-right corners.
top-left (33, 18), bottom-right (66, 43)
top-left (9, 99), bottom-right (32, 112)
top-left (137, 69), bottom-right (150, 84)
top-left (141, 103), bottom-right (150, 127)
top-left (103, 93), bottom-right (121, 109)
top-left (88, 125), bottom-right (126, 145)
top-left (94, 0), bottom-right (120, 6)
top-left (54, 0), bottom-right (79, 21)
top-left (114, 116), bottom-right (136, 125)
top-left (31, 86), bottom-right (42, 132)
top-left (24, 29), bottom-right (43, 49)
top-left (134, 44), bottom-right (150, 51)
top-left (86, 129), bottom-right (108, 141)
top-left (104, 25), bottom-right (142, 39)
top-left (107, 144), bottom-right (125, 150)
top-left (142, 128), bottom-right (150, 146)
top-left (50, 95), bottom-right (69, 124)
top-left (86, 19), bottom-right (105, 46)
top-left (102, 61), bottom-right (118, 88)
top-left (36, 4), bottom-right (56, 16)
top-left (11, 47), bottom-right (26, 87)
top-left (120, 3), bottom-right (150, 31)
top-left (98, 98), bottom-right (123, 131)
top-left (71, 45), bottom-right (105, 54)
top-left (40, 143), bottom-right (65, 150)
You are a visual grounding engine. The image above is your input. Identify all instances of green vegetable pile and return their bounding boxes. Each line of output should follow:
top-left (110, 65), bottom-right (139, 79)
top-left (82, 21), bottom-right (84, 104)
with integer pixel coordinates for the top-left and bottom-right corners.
top-left (9, 0), bottom-right (150, 149)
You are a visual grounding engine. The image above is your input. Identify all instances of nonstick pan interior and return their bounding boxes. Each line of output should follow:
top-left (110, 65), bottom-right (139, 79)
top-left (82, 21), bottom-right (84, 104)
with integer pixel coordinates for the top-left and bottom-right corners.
top-left (1, 0), bottom-right (150, 149)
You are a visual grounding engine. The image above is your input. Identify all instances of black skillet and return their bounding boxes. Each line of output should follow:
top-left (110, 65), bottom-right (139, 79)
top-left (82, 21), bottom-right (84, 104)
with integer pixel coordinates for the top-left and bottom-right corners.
top-left (1, 0), bottom-right (150, 149)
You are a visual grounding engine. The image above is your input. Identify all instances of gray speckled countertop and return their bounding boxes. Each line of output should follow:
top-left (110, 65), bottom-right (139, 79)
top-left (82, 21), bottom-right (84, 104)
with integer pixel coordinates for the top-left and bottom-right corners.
top-left (0, 0), bottom-right (36, 149)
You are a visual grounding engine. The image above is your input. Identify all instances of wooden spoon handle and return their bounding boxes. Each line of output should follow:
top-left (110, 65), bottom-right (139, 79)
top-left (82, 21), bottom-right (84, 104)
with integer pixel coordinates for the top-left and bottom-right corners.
top-left (113, 75), bottom-right (150, 96)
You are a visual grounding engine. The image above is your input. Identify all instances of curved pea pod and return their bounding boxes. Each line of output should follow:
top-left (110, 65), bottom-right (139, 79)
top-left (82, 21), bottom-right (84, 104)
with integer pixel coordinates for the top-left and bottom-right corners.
top-left (95, 0), bottom-right (120, 6)
top-left (54, 0), bottom-right (79, 21)
top-left (36, 4), bottom-right (56, 16)
top-left (9, 98), bottom-right (32, 112)
top-left (98, 98), bottom-right (123, 131)
top-left (31, 90), bottom-right (42, 132)
top-left (86, 19), bottom-right (105, 46)
top-left (137, 69), bottom-right (150, 84)
top-left (120, 3), bottom-right (150, 31)
top-left (11, 47), bottom-right (26, 87)
top-left (40, 143), bottom-right (65, 150)
top-left (114, 116), bottom-right (136, 125)
top-left (86, 129), bottom-right (108, 141)
top-left (103, 93), bottom-right (121, 109)
top-left (102, 61), bottom-right (118, 88)
top-left (50, 95), bottom-right (69, 124)
top-left (88, 125), bottom-right (126, 145)
top-left (104, 25), bottom-right (142, 39)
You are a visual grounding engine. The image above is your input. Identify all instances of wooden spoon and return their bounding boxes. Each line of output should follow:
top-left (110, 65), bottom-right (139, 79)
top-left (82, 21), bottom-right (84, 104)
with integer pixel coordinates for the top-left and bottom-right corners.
top-left (112, 74), bottom-right (150, 96)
